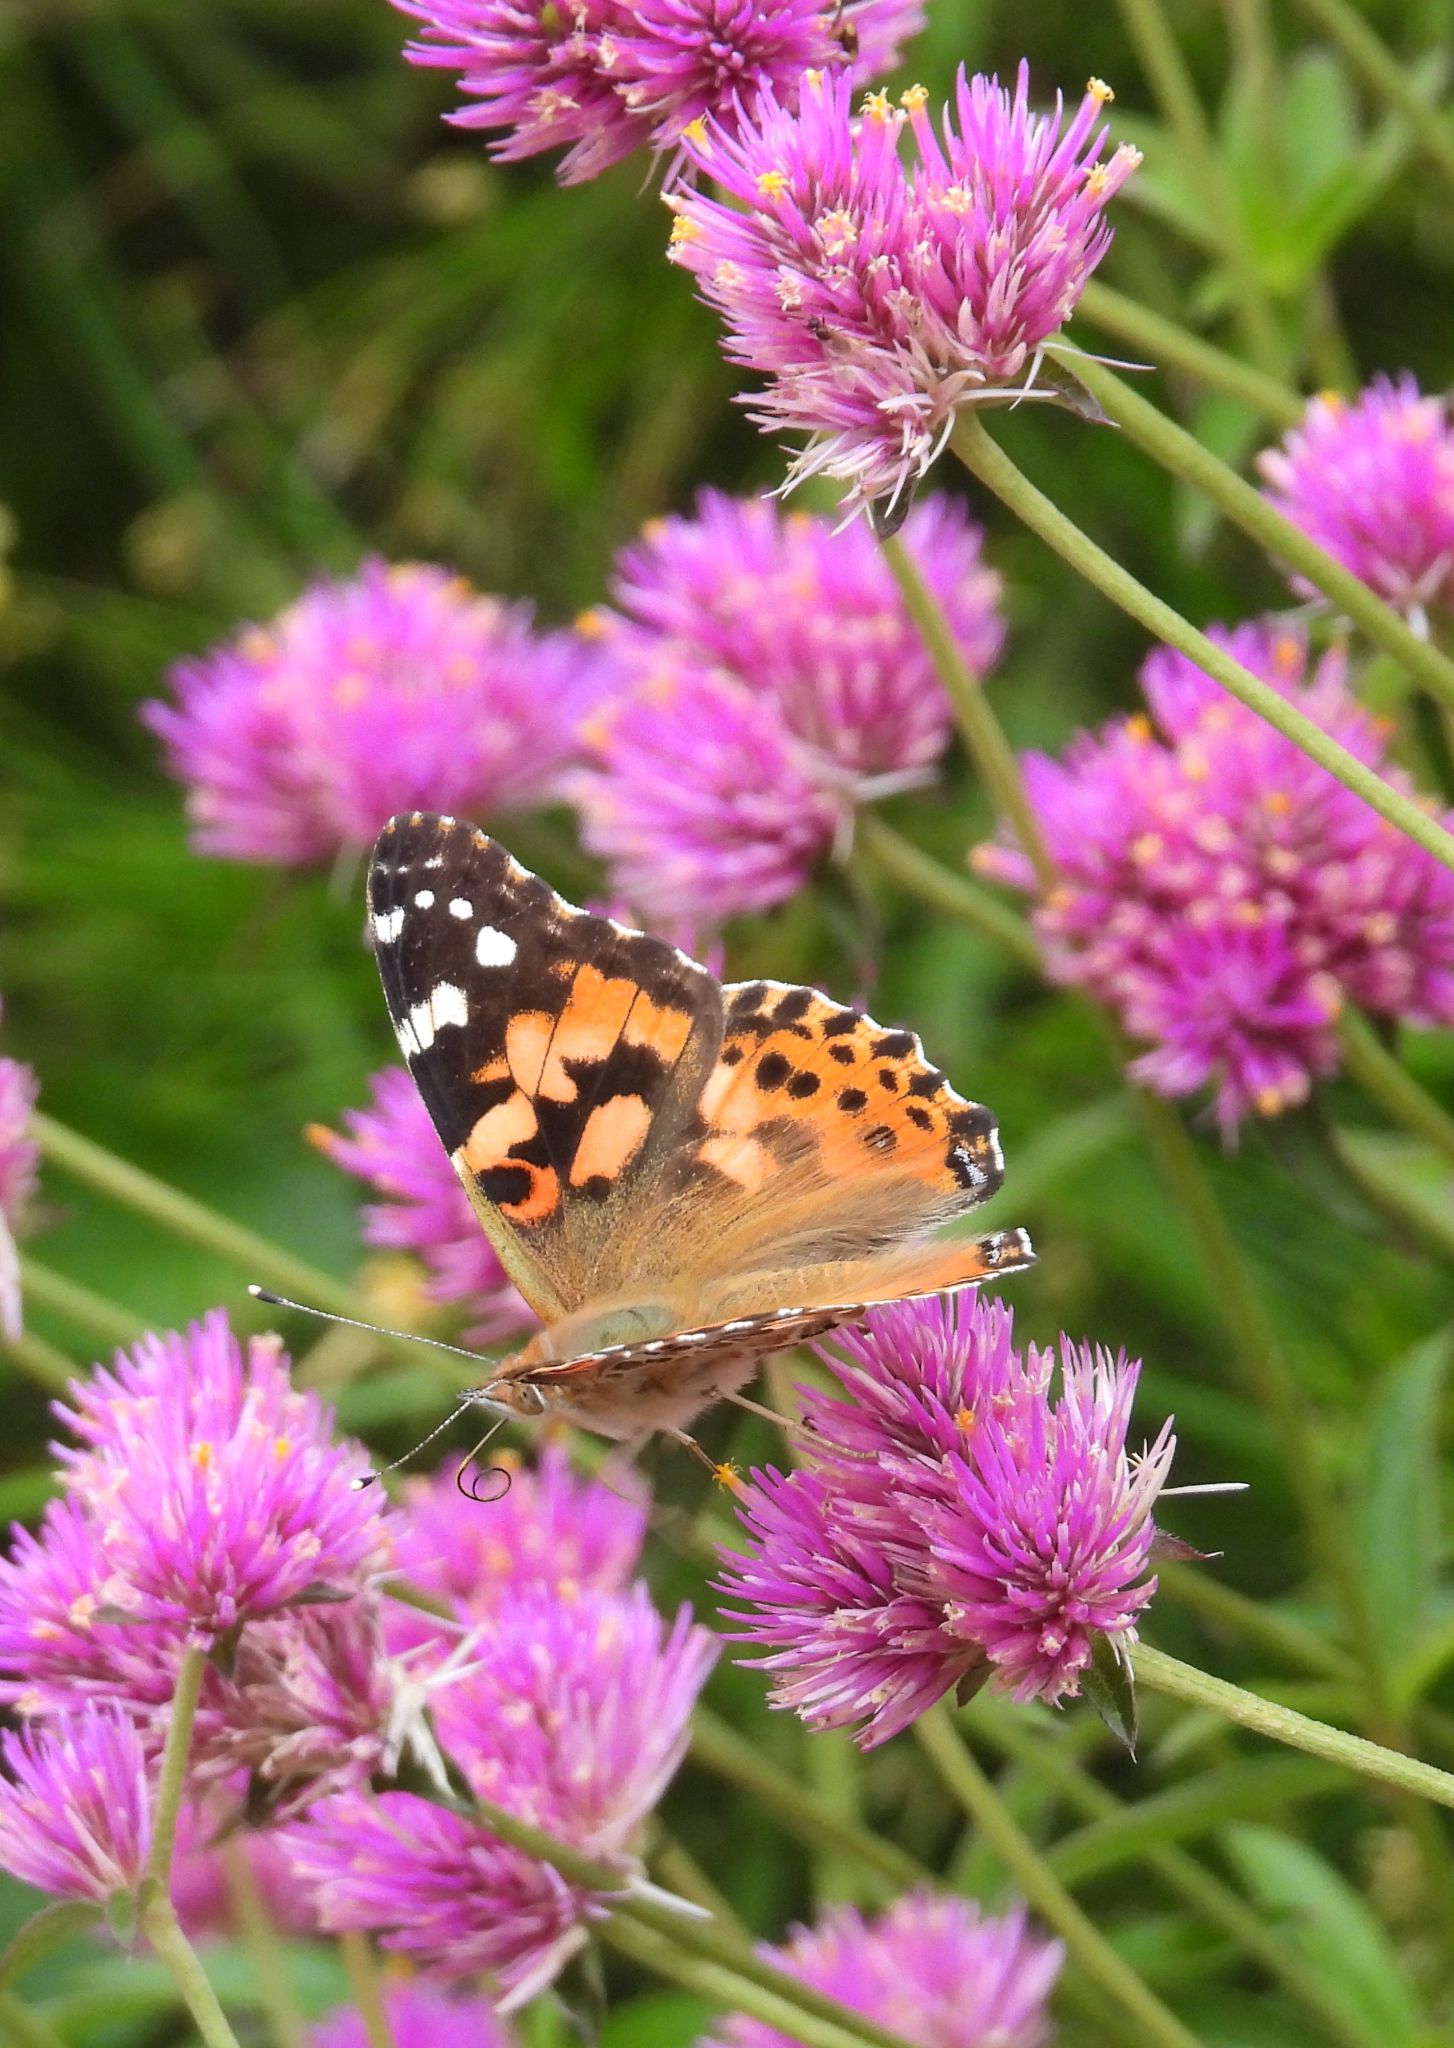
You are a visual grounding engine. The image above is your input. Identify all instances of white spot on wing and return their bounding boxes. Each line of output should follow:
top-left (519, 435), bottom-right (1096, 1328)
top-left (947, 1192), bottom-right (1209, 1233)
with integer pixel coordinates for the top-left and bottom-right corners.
top-left (449, 897), bottom-right (473, 920)
top-left (423, 854), bottom-right (445, 871)
top-left (431, 983), bottom-right (469, 1031)
top-left (406, 1000), bottom-right (435, 1052)
top-left (373, 907), bottom-right (405, 944)
top-left (476, 925), bottom-right (518, 968)
top-left (414, 889), bottom-right (435, 909)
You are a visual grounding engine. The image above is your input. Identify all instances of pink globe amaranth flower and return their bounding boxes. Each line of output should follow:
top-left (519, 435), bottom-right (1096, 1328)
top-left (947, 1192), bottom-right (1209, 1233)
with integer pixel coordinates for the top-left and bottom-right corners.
top-left (143, 560), bottom-right (606, 865)
top-left (717, 1464), bottom-right (983, 1748)
top-left (601, 489), bottom-right (1004, 777)
top-left (669, 66), bottom-right (1139, 512)
top-left (315, 1980), bottom-right (516, 2048)
top-left (931, 1339), bottom-right (1173, 1702)
top-left (284, 1586), bottom-right (717, 2005)
top-left (572, 653), bottom-right (846, 924)
top-left (1257, 377), bottom-right (1454, 621)
top-left (721, 1292), bottom-right (1173, 1734)
top-left (0, 1706), bottom-right (152, 1903)
top-left (0, 1053), bottom-right (39, 1343)
top-left (979, 620), bottom-right (1454, 1133)
top-left (311, 1066), bottom-right (534, 1345)
top-left (393, 1442), bottom-right (646, 1619)
top-left (49, 1312), bottom-right (390, 1644)
top-left (701, 1889), bottom-right (1062, 2048)
top-left (396, 0), bottom-right (923, 186)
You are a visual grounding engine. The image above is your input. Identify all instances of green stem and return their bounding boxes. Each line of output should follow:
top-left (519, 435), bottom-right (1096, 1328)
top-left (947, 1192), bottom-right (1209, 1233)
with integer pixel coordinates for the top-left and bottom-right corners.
top-left (972, 1708), bottom-right (1377, 2048)
top-left (879, 535), bottom-right (1057, 889)
top-left (466, 1792), bottom-right (922, 2048)
top-left (1132, 1644), bottom-right (1454, 1810)
top-left (139, 1904), bottom-right (244, 2048)
top-left (33, 1113), bottom-right (369, 1324)
top-left (1158, 1561), bottom-right (1353, 1681)
top-left (1111, 0), bottom-right (1285, 374)
top-left (1329, 1127), bottom-right (1454, 1268)
top-left (1054, 353), bottom-right (1454, 718)
top-left (339, 1930), bottom-right (396, 2048)
top-left (0, 1993), bottom-right (70, 2048)
top-left (1288, 0), bottom-right (1454, 191)
top-left (1336, 1011), bottom-right (1454, 1170)
top-left (603, 1916), bottom-right (895, 2048)
top-left (949, 413), bottom-right (1454, 873)
top-left (219, 1839), bottom-right (307, 2048)
top-left (20, 1259), bottom-right (145, 1348)
top-left (690, 1708), bottom-right (923, 1891)
top-left (1, 1330), bottom-right (79, 1395)
top-left (913, 1707), bottom-right (1202, 2048)
top-left (1075, 281), bottom-right (1303, 429)
top-left (854, 814), bottom-right (1042, 970)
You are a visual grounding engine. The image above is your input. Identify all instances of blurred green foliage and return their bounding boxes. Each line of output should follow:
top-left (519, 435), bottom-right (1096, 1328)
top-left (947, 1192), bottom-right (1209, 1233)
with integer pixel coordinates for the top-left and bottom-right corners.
top-left (3, 0), bottom-right (1454, 2041)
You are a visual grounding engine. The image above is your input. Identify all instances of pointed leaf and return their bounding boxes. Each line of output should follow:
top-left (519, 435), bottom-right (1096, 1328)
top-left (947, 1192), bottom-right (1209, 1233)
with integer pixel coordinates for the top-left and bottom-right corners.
top-left (1081, 1631), bottom-right (1137, 1753)
top-left (1357, 1326), bottom-right (1451, 1670)
top-left (0, 1899), bottom-right (104, 1989)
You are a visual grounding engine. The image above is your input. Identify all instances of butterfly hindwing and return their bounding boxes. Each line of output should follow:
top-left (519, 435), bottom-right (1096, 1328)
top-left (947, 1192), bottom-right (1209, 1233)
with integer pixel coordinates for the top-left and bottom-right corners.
top-left (367, 813), bottom-right (723, 1319)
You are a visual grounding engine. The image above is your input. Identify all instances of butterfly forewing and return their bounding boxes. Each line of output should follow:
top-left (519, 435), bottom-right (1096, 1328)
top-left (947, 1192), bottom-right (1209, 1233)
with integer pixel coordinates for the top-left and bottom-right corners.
top-left (368, 812), bottom-right (723, 1319)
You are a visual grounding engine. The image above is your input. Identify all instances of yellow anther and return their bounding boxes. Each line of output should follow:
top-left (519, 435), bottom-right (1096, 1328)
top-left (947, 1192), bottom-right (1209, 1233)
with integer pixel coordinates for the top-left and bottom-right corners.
top-left (192, 1441), bottom-right (213, 1470)
top-left (1125, 713), bottom-right (1153, 743)
top-left (713, 1462), bottom-right (747, 1494)
top-left (1263, 790), bottom-right (1292, 815)
top-left (273, 1436), bottom-right (292, 1461)
top-left (899, 82), bottom-right (929, 113)
top-left (669, 214), bottom-right (702, 244)
top-left (1087, 77), bottom-right (1114, 102)
top-left (861, 88), bottom-right (894, 124)
top-left (1254, 1085), bottom-right (1286, 1118)
top-left (955, 1405), bottom-right (977, 1436)
top-left (682, 116), bottom-right (708, 149)
top-left (756, 167), bottom-right (790, 199)
top-left (574, 605), bottom-right (611, 640)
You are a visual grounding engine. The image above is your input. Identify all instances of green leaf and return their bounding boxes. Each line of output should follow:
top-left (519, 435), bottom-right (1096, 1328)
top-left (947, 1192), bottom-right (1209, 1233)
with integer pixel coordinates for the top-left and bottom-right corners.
top-left (1221, 1826), bottom-right (1422, 2046)
top-left (1357, 1325), bottom-right (1451, 1670)
top-left (0, 1899), bottom-right (104, 1990)
top-left (598, 1990), bottom-right (716, 2048)
top-left (1081, 1631), bottom-right (1137, 1753)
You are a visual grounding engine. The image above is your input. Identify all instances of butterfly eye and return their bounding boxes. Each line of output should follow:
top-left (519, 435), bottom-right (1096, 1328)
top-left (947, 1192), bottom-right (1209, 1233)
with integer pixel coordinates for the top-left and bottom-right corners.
top-left (484, 1376), bottom-right (547, 1417)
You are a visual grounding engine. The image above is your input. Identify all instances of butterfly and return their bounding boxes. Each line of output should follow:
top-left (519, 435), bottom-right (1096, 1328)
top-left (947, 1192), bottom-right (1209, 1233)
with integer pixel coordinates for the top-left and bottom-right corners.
top-left (368, 811), bottom-right (1033, 1453)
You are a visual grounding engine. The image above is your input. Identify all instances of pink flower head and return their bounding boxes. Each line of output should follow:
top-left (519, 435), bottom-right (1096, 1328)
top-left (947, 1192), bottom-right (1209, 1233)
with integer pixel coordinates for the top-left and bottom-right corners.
top-left (393, 1442), bottom-right (646, 1618)
top-left (173, 1798), bottom-right (322, 1942)
top-left (702, 1889), bottom-right (1062, 2048)
top-left (396, 0), bottom-right (923, 185)
top-left (49, 1312), bottom-right (390, 1644)
top-left (669, 66), bottom-right (1138, 512)
top-left (284, 1587), bottom-right (716, 2005)
top-left (311, 1066), bottom-right (534, 1344)
top-left (144, 560), bottom-right (605, 865)
top-left (979, 620), bottom-right (1454, 1132)
top-left (0, 1706), bottom-right (152, 1903)
top-left (601, 489), bottom-right (1004, 776)
top-left (573, 653), bottom-right (845, 924)
top-left (1257, 377), bottom-right (1454, 621)
top-left (0, 1052), bottom-right (38, 1343)
top-left (720, 1292), bottom-right (1173, 1735)
top-left (315, 1980), bottom-right (515, 2048)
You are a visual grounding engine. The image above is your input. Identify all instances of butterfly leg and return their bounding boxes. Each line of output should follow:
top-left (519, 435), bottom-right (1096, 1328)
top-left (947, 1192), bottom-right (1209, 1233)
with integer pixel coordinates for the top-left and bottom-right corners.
top-left (667, 1428), bottom-right (746, 1492)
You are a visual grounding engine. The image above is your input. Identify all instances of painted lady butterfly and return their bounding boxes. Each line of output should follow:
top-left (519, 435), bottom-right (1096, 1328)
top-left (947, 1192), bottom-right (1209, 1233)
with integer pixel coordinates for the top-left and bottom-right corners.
top-left (369, 811), bottom-right (1033, 1450)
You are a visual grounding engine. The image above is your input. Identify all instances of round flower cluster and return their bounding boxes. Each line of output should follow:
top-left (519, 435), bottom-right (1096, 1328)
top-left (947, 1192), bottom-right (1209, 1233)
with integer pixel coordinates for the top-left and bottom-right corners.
top-left (397, 0), bottom-right (925, 184)
top-left (574, 489), bottom-right (1004, 923)
top-left (721, 1290), bottom-right (1174, 1745)
top-left (1258, 377), bottom-right (1454, 624)
top-left (0, 1325), bottom-right (716, 2010)
top-left (979, 620), bottom-right (1454, 1132)
top-left (145, 559), bottom-right (607, 865)
top-left (668, 65), bottom-right (1139, 512)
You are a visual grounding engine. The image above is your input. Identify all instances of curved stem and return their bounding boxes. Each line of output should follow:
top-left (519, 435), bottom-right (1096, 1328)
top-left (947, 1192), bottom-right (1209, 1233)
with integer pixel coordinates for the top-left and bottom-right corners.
top-left (1336, 1011), bottom-right (1454, 1171)
top-left (914, 1706), bottom-right (1201, 2048)
top-left (1, 1328), bottom-right (79, 1395)
top-left (339, 1930), bottom-right (396, 2048)
top-left (219, 1839), bottom-right (307, 2048)
top-left (878, 535), bottom-right (1056, 890)
top-left (136, 1903), bottom-right (242, 2048)
top-left (1075, 281), bottom-right (1303, 429)
top-left (1288, 0), bottom-right (1454, 192)
top-left (33, 1113), bottom-right (377, 1327)
top-left (855, 814), bottom-right (1042, 970)
top-left (949, 413), bottom-right (1454, 873)
top-left (1132, 1644), bottom-right (1454, 1810)
top-left (1055, 353), bottom-right (1454, 717)
top-left (20, 1259), bottom-right (146, 1349)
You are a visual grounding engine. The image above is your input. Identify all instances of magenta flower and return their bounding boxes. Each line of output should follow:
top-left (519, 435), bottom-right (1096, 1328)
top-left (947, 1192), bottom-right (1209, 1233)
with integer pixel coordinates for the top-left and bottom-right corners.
top-left (397, 0), bottom-right (923, 185)
top-left (0, 1051), bottom-right (38, 1343)
top-left (315, 1981), bottom-right (515, 2048)
top-left (600, 490), bottom-right (1004, 776)
top-left (0, 1707), bottom-right (152, 1903)
top-left (979, 621), bottom-right (1454, 1131)
top-left (1257, 378), bottom-right (1454, 622)
top-left (720, 1293), bottom-right (1173, 1738)
top-left (573, 654), bottom-right (845, 924)
top-left (144, 560), bottom-right (605, 865)
top-left (393, 1442), bottom-right (646, 1619)
top-left (284, 1587), bottom-right (716, 2004)
top-left (575, 487), bottom-right (1004, 922)
top-left (48, 1312), bottom-right (389, 1644)
top-left (311, 1066), bottom-right (534, 1344)
top-left (173, 1799), bottom-right (322, 1942)
top-left (701, 1890), bottom-right (1062, 2048)
top-left (669, 66), bottom-right (1139, 511)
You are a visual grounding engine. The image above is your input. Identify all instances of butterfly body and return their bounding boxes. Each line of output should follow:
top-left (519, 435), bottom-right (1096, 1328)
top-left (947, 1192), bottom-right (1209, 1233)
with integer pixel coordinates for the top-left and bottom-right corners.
top-left (368, 812), bottom-right (1033, 1444)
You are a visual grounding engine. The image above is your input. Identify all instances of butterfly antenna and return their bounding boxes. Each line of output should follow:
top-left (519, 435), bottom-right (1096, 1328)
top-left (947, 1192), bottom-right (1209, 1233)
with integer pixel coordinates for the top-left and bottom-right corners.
top-left (247, 1284), bottom-right (496, 1371)
top-left (349, 1395), bottom-right (502, 1491)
